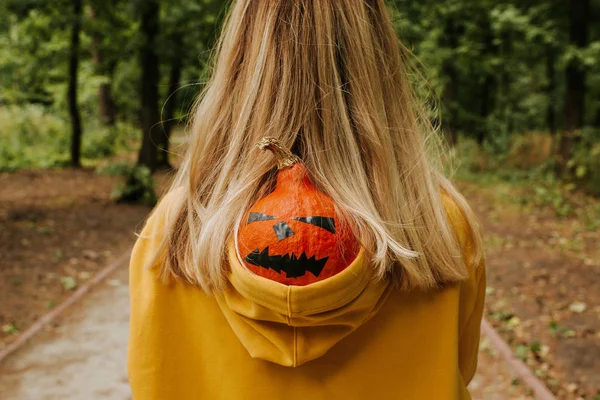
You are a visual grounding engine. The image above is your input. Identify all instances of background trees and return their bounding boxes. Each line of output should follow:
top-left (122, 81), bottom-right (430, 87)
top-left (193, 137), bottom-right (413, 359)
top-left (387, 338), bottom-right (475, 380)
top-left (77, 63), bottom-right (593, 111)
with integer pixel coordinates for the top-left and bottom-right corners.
top-left (390, 0), bottom-right (599, 190)
top-left (0, 0), bottom-right (598, 192)
top-left (68, 0), bottom-right (83, 167)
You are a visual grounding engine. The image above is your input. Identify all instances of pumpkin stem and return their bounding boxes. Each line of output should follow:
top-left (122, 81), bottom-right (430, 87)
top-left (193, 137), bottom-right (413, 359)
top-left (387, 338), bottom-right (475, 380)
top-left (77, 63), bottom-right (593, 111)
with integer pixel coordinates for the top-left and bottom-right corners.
top-left (256, 137), bottom-right (301, 169)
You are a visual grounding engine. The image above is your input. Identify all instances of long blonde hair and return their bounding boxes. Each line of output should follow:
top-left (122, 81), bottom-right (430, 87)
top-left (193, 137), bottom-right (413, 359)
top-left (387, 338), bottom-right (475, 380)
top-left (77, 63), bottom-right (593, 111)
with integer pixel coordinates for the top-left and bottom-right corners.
top-left (153, 0), bottom-right (483, 292)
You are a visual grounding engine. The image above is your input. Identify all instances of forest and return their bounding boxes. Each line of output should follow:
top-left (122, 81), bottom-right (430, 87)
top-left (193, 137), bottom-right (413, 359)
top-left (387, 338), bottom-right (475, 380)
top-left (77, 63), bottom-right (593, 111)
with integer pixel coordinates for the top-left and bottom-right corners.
top-left (0, 1), bottom-right (599, 399)
top-left (0, 0), bottom-right (599, 192)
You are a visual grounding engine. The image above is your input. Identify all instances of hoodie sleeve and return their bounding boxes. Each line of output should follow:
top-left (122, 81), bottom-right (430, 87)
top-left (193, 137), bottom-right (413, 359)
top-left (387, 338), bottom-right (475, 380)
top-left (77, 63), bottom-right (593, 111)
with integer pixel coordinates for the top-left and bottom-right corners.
top-left (442, 192), bottom-right (487, 385)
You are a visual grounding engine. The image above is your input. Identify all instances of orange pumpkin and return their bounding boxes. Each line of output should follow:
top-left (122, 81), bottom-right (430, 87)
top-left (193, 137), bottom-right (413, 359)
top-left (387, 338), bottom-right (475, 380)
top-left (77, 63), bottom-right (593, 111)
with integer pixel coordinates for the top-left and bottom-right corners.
top-left (237, 138), bottom-right (359, 286)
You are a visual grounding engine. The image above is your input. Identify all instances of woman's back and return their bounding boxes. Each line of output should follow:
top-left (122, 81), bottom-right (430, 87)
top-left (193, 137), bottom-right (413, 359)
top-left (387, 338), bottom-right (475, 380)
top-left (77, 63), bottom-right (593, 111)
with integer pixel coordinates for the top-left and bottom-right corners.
top-left (127, 1), bottom-right (486, 398)
top-left (128, 189), bottom-right (484, 399)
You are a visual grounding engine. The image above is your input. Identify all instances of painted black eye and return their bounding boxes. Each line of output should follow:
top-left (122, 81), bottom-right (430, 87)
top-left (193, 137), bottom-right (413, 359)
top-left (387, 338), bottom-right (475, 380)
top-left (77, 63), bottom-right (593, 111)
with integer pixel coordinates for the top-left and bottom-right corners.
top-left (292, 216), bottom-right (336, 233)
top-left (246, 212), bottom-right (277, 225)
top-left (272, 221), bottom-right (295, 241)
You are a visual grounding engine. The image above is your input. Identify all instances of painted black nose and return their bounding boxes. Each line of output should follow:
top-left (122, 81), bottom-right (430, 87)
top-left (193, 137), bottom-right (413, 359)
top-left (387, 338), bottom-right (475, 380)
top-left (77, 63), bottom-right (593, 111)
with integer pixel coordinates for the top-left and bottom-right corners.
top-left (273, 221), bottom-right (295, 241)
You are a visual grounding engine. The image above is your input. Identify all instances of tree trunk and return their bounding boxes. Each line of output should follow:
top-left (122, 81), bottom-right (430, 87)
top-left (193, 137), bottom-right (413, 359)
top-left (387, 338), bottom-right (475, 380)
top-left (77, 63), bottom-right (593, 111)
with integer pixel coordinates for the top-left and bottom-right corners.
top-left (477, 76), bottom-right (495, 145)
top-left (137, 0), bottom-right (161, 172)
top-left (97, 65), bottom-right (117, 125)
top-left (441, 17), bottom-right (459, 147)
top-left (476, 24), bottom-right (497, 145)
top-left (68, 0), bottom-right (83, 168)
top-left (546, 46), bottom-right (557, 135)
top-left (157, 48), bottom-right (183, 170)
top-left (89, 7), bottom-right (117, 126)
top-left (556, 0), bottom-right (590, 176)
top-left (500, 30), bottom-right (513, 134)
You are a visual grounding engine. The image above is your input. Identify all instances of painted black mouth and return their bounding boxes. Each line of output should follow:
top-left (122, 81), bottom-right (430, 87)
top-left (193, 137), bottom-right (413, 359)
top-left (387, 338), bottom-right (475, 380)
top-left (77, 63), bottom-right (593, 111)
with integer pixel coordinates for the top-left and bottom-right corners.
top-left (244, 246), bottom-right (329, 278)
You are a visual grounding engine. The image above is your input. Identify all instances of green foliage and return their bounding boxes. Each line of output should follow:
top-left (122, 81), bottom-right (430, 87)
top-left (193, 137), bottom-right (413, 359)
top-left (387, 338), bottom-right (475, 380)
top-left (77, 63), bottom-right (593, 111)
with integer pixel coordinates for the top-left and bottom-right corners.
top-left (0, 104), bottom-right (137, 171)
top-left (455, 132), bottom-right (600, 217)
top-left (0, 0), bottom-right (225, 173)
top-left (0, 105), bottom-right (70, 170)
top-left (391, 0), bottom-right (600, 145)
top-left (0, 0), bottom-right (598, 205)
top-left (530, 177), bottom-right (575, 217)
top-left (98, 162), bottom-right (157, 206)
top-left (0, 10), bottom-right (62, 104)
top-left (570, 128), bottom-right (600, 196)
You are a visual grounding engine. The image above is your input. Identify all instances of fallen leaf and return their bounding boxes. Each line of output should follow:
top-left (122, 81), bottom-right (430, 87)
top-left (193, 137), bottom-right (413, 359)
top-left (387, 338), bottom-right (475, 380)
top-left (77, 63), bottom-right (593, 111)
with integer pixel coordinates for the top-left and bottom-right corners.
top-left (516, 344), bottom-right (529, 361)
top-left (107, 279), bottom-right (122, 287)
top-left (61, 276), bottom-right (77, 291)
top-left (565, 383), bottom-right (578, 393)
top-left (82, 250), bottom-right (99, 260)
top-left (507, 316), bottom-right (522, 328)
top-left (569, 301), bottom-right (587, 313)
top-left (562, 329), bottom-right (577, 338)
top-left (78, 271), bottom-right (91, 280)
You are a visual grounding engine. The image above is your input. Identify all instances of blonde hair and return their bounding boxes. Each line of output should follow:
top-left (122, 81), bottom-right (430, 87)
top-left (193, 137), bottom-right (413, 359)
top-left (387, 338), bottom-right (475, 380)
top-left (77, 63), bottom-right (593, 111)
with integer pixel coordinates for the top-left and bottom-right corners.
top-left (153, 0), bottom-right (483, 292)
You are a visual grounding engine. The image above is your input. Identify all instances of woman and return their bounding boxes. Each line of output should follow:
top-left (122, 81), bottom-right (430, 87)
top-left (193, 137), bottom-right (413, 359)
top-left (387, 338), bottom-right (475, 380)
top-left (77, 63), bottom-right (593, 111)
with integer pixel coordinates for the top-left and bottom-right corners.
top-left (128, 1), bottom-right (486, 399)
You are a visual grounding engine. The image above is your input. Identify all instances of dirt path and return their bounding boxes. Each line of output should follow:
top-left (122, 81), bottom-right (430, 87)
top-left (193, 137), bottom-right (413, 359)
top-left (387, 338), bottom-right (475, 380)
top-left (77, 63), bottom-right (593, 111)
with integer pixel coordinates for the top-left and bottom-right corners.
top-left (0, 266), bottom-right (131, 400)
top-left (459, 180), bottom-right (600, 399)
top-left (4, 169), bottom-right (586, 399)
top-left (0, 261), bottom-right (531, 400)
top-left (471, 336), bottom-right (533, 400)
top-left (0, 169), bottom-right (152, 351)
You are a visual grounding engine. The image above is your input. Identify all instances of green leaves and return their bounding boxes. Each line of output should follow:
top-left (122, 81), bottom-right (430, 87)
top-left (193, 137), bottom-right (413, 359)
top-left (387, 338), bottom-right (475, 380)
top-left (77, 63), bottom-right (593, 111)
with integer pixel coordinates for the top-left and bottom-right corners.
top-left (98, 161), bottom-right (157, 206)
top-left (0, 105), bottom-right (138, 171)
top-left (390, 0), bottom-right (599, 148)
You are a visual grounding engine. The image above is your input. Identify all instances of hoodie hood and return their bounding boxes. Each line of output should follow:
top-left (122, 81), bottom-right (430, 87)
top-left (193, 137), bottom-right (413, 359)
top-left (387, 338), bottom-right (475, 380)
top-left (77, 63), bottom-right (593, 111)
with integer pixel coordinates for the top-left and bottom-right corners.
top-left (214, 240), bottom-right (392, 367)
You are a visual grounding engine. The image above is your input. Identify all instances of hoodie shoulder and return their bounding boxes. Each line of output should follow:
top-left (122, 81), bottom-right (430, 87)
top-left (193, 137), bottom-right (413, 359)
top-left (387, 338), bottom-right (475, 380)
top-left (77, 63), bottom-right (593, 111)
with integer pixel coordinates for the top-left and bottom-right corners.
top-left (441, 189), bottom-right (483, 271)
top-left (129, 187), bottom-right (185, 281)
top-left (441, 191), bottom-right (468, 247)
top-left (144, 187), bottom-right (185, 234)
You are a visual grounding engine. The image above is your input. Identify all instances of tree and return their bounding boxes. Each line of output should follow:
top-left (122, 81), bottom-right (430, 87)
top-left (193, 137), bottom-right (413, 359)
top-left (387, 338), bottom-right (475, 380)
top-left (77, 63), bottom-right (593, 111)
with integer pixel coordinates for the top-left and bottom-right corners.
top-left (68, 0), bottom-right (83, 167)
top-left (137, 0), bottom-right (161, 171)
top-left (439, 12), bottom-right (461, 146)
top-left (556, 0), bottom-right (591, 176)
top-left (88, 2), bottom-right (117, 126)
top-left (546, 45), bottom-right (557, 134)
top-left (154, 0), bottom-right (224, 170)
top-left (156, 33), bottom-right (182, 170)
top-left (476, 15), bottom-right (498, 145)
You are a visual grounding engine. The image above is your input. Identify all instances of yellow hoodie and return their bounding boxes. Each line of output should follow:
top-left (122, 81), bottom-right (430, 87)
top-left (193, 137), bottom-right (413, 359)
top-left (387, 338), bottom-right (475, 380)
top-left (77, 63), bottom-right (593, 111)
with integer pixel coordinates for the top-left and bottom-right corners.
top-left (128, 191), bottom-right (486, 400)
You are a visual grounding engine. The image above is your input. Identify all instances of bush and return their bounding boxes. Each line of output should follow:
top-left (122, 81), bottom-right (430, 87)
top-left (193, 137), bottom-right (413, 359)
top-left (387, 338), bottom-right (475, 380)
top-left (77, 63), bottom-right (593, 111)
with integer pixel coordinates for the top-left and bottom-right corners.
top-left (570, 128), bottom-right (600, 197)
top-left (0, 104), bottom-right (68, 170)
top-left (98, 161), bottom-right (157, 206)
top-left (455, 131), bottom-right (600, 198)
top-left (0, 104), bottom-right (137, 171)
top-left (453, 137), bottom-right (490, 175)
top-left (507, 132), bottom-right (553, 170)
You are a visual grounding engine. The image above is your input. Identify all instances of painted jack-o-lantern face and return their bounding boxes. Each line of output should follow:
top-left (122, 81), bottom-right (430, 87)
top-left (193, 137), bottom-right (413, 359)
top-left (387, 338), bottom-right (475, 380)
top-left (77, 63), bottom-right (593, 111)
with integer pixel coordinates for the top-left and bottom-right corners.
top-left (237, 138), bottom-right (359, 286)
